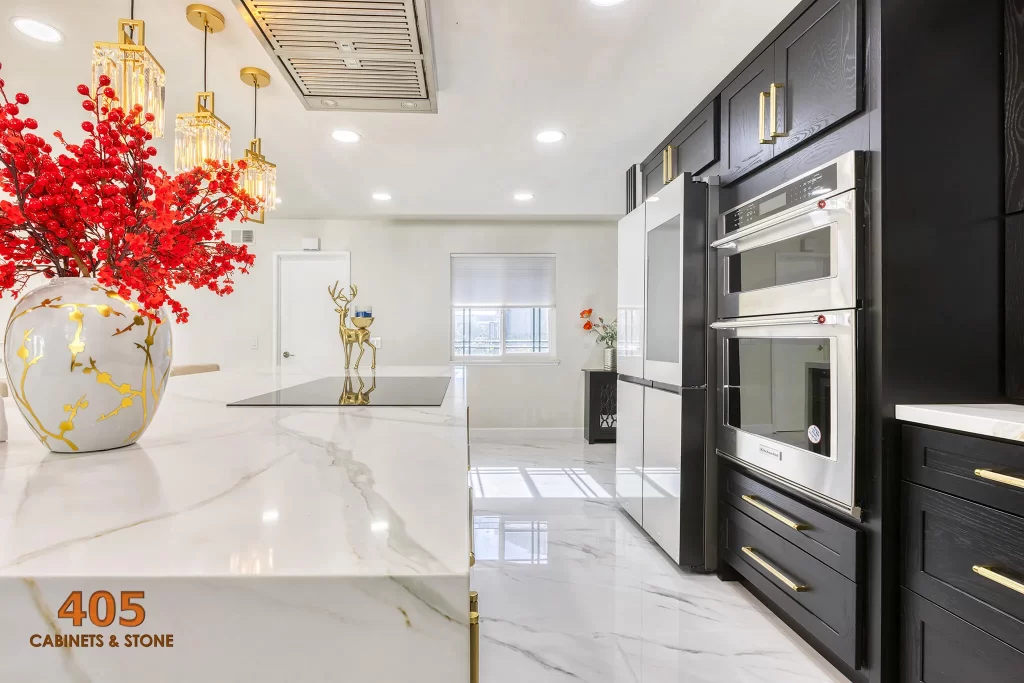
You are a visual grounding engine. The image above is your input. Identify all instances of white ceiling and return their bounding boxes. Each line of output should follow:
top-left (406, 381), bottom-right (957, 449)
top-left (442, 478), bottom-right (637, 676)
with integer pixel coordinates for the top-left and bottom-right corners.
top-left (1, 0), bottom-right (800, 220)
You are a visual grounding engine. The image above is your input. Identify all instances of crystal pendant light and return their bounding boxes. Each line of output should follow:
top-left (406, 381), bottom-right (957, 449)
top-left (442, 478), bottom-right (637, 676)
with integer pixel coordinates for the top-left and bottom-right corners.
top-left (174, 5), bottom-right (230, 173)
top-left (239, 67), bottom-right (276, 224)
top-left (92, 3), bottom-right (165, 137)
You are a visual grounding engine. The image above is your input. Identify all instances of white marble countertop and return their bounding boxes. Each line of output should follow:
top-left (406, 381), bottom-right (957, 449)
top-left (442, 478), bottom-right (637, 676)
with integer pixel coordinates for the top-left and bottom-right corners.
top-left (0, 366), bottom-right (470, 578)
top-left (895, 403), bottom-right (1024, 442)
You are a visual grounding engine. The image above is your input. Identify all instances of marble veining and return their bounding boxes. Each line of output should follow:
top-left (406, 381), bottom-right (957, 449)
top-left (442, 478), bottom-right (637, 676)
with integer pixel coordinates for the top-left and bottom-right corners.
top-left (896, 403), bottom-right (1024, 442)
top-left (469, 432), bottom-right (849, 683)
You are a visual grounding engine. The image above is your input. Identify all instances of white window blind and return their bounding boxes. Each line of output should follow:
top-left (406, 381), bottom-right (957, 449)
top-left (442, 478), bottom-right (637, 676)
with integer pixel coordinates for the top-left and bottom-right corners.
top-left (450, 254), bottom-right (556, 307)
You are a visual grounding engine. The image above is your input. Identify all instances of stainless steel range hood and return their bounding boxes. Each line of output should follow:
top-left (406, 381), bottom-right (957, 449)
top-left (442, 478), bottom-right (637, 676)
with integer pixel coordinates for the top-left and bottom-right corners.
top-left (233, 0), bottom-right (438, 113)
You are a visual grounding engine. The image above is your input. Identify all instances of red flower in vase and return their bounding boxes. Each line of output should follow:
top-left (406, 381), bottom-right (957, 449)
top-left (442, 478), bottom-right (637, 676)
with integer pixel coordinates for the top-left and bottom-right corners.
top-left (0, 67), bottom-right (263, 322)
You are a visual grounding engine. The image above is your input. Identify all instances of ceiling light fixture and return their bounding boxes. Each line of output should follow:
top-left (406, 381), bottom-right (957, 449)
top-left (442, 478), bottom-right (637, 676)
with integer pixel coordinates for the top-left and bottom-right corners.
top-left (174, 4), bottom-right (230, 173)
top-left (240, 66), bottom-right (276, 224)
top-left (590, 0), bottom-right (628, 5)
top-left (332, 129), bottom-right (361, 143)
top-left (92, 3), bottom-right (165, 137)
top-left (11, 17), bottom-right (63, 43)
top-left (514, 192), bottom-right (535, 201)
top-left (372, 192), bottom-right (392, 201)
top-left (536, 130), bottom-right (565, 143)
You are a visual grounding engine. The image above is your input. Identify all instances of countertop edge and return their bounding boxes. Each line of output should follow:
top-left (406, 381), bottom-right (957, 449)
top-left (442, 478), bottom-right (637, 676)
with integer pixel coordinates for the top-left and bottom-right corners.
top-left (895, 404), bottom-right (1024, 442)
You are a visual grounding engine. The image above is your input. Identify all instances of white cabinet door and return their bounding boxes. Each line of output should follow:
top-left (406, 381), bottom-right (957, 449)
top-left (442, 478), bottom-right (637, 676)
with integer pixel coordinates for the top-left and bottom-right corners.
top-left (642, 386), bottom-right (682, 563)
top-left (617, 206), bottom-right (646, 378)
top-left (615, 380), bottom-right (644, 526)
top-left (644, 179), bottom-right (683, 386)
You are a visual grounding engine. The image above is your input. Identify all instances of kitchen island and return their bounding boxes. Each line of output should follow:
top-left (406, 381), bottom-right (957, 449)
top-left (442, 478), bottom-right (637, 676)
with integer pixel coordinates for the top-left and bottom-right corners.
top-left (0, 367), bottom-right (471, 682)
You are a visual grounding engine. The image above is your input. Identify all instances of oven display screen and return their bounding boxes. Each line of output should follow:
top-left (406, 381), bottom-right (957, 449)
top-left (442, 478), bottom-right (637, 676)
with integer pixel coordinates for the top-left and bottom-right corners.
top-left (759, 193), bottom-right (787, 215)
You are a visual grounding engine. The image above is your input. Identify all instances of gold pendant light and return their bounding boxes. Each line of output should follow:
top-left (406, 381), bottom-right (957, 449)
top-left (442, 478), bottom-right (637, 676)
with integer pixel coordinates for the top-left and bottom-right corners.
top-left (174, 4), bottom-right (230, 173)
top-left (240, 67), bottom-right (276, 224)
top-left (92, 2), bottom-right (166, 137)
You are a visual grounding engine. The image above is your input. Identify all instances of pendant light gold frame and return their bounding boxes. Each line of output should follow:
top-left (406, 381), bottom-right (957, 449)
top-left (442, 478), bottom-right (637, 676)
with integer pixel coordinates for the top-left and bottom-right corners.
top-left (239, 67), bottom-right (276, 224)
top-left (174, 4), bottom-right (231, 173)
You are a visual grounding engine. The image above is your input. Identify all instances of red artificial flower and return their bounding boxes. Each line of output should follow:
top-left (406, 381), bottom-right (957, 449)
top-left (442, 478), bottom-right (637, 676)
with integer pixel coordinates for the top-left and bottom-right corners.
top-left (583, 320), bottom-right (593, 330)
top-left (0, 68), bottom-right (264, 322)
top-left (580, 308), bottom-right (593, 318)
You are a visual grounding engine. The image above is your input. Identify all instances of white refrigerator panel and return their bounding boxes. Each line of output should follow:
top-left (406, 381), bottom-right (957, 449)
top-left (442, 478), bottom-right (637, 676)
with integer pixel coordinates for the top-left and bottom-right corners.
top-left (615, 380), bottom-right (644, 526)
top-left (642, 386), bottom-right (682, 563)
top-left (617, 206), bottom-right (646, 378)
top-left (644, 179), bottom-right (684, 386)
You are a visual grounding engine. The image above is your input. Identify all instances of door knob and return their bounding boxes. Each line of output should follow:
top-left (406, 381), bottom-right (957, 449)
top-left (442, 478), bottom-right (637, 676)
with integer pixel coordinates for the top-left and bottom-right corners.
top-left (282, 351), bottom-right (295, 358)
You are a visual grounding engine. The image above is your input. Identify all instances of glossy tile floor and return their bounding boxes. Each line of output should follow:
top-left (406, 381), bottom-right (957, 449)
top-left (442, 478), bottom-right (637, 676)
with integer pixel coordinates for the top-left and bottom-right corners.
top-left (470, 431), bottom-right (849, 683)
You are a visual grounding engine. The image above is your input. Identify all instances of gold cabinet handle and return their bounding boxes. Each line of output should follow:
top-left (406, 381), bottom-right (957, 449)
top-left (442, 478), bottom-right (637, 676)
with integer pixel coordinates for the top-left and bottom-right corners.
top-left (758, 91), bottom-right (774, 144)
top-left (974, 468), bottom-right (1024, 490)
top-left (973, 565), bottom-right (1024, 596)
top-left (741, 546), bottom-right (808, 592)
top-left (662, 145), bottom-right (675, 185)
top-left (769, 83), bottom-right (787, 138)
top-left (470, 611), bottom-right (480, 683)
top-left (741, 494), bottom-right (809, 530)
top-left (470, 590), bottom-right (478, 613)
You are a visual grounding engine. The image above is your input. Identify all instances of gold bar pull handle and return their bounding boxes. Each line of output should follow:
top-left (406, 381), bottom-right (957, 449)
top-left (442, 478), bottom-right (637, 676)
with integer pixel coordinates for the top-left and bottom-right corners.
top-left (974, 468), bottom-right (1024, 490)
top-left (742, 494), bottom-right (809, 530)
top-left (758, 91), bottom-right (774, 144)
top-left (469, 611), bottom-right (480, 683)
top-left (741, 546), bottom-right (808, 592)
top-left (664, 144), bottom-right (675, 184)
top-left (470, 590), bottom-right (478, 613)
top-left (769, 83), bottom-right (788, 138)
top-left (973, 565), bottom-right (1024, 596)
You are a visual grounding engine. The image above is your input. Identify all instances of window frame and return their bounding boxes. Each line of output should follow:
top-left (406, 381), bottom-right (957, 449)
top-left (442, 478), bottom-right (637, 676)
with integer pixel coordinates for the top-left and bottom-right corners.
top-left (450, 306), bottom-right (558, 364)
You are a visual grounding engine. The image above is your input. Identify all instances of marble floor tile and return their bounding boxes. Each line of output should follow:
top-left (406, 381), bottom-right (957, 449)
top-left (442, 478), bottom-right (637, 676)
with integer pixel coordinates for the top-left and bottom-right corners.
top-left (470, 432), bottom-right (849, 683)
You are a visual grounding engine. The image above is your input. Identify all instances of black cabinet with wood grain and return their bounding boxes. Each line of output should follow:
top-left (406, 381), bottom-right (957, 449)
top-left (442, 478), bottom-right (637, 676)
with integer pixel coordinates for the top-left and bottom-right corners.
top-left (642, 101), bottom-right (719, 200)
top-left (720, 0), bottom-right (863, 183)
top-left (900, 424), bottom-right (1024, 681)
top-left (1007, 0), bottom-right (1024, 214)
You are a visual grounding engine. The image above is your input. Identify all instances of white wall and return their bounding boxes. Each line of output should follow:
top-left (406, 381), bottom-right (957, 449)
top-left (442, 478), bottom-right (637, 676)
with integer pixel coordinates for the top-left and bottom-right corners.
top-left (160, 218), bottom-right (616, 428)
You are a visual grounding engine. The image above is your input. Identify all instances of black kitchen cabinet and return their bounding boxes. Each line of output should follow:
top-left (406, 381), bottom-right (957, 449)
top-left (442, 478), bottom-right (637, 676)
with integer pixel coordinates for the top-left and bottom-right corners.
top-left (643, 101), bottom-right (719, 200)
top-left (719, 0), bottom-right (863, 184)
top-left (1007, 0), bottom-right (1024, 214)
top-left (772, 0), bottom-right (862, 155)
top-left (720, 49), bottom-right (776, 184)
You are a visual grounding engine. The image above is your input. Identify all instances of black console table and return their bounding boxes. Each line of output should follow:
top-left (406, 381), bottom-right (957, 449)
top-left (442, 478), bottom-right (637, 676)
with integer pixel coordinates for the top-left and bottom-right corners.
top-left (582, 369), bottom-right (617, 444)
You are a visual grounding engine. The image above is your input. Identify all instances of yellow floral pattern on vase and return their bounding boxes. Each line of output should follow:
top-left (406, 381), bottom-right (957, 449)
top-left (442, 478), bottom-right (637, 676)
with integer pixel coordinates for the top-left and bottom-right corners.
top-left (3, 278), bottom-right (172, 453)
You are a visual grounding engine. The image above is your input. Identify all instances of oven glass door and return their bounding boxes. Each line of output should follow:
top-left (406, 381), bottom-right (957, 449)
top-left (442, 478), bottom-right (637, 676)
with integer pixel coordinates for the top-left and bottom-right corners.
top-left (714, 311), bottom-right (856, 514)
top-left (715, 190), bottom-right (856, 319)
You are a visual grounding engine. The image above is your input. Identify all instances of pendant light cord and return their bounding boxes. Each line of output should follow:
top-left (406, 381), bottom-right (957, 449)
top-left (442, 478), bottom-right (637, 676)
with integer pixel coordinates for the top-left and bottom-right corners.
top-left (253, 81), bottom-right (259, 139)
top-left (203, 23), bottom-right (209, 92)
top-left (128, 0), bottom-right (136, 40)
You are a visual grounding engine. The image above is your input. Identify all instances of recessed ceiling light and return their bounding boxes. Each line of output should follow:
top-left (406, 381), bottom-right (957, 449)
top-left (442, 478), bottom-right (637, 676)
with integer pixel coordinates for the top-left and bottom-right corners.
top-left (332, 130), bottom-right (361, 143)
top-left (590, 0), bottom-right (628, 5)
top-left (372, 192), bottom-right (392, 201)
top-left (536, 130), bottom-right (565, 143)
top-left (11, 17), bottom-right (62, 43)
top-left (514, 192), bottom-right (535, 202)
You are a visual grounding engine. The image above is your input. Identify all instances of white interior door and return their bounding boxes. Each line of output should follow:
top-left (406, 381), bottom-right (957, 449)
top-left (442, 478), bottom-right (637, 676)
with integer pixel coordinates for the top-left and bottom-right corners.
top-left (275, 252), bottom-right (351, 374)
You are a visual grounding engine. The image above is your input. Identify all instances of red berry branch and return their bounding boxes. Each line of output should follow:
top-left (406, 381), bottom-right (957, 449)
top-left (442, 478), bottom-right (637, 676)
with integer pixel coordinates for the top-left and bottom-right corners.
top-left (0, 64), bottom-right (262, 323)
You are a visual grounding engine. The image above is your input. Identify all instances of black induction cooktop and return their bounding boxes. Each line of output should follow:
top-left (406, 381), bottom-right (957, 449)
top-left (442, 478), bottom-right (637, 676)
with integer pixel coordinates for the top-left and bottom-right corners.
top-left (228, 375), bottom-right (451, 407)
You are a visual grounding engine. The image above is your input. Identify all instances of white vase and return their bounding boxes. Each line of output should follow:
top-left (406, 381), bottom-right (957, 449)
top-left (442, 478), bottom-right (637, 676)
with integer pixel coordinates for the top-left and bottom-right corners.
top-left (3, 277), bottom-right (172, 453)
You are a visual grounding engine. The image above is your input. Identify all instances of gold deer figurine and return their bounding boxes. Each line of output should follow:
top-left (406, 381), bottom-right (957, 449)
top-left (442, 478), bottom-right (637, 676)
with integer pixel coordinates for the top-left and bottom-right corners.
top-left (328, 282), bottom-right (377, 369)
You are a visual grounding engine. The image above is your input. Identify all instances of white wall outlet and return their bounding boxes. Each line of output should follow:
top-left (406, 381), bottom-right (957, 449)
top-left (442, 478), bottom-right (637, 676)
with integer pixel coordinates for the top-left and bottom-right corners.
top-left (371, 336), bottom-right (382, 349)
top-left (250, 337), bottom-right (259, 350)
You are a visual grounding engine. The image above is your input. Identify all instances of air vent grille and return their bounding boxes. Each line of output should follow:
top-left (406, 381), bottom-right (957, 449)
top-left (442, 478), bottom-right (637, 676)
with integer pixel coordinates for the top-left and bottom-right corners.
top-left (230, 229), bottom-right (256, 245)
top-left (234, 0), bottom-right (437, 112)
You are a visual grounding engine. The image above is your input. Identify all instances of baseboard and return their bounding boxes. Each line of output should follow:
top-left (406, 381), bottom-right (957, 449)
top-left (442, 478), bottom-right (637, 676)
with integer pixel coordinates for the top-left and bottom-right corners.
top-left (470, 427), bottom-right (584, 442)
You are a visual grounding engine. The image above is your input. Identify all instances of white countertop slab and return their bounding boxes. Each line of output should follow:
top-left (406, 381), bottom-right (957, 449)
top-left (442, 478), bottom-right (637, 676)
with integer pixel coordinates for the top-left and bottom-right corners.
top-left (0, 366), bottom-right (470, 578)
top-left (895, 403), bottom-right (1024, 442)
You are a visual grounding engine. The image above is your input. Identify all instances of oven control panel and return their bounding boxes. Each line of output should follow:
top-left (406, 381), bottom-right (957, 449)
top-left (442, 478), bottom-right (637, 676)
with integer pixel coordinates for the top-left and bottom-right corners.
top-left (724, 164), bottom-right (840, 234)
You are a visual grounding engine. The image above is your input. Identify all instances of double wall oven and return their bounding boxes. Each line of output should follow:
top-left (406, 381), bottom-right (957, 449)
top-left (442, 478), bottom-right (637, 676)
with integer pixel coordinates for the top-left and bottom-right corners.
top-left (711, 151), bottom-right (864, 516)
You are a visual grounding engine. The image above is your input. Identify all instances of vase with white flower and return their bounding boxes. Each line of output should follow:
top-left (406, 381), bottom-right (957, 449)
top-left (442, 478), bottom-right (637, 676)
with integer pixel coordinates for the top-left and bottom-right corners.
top-left (580, 308), bottom-right (617, 371)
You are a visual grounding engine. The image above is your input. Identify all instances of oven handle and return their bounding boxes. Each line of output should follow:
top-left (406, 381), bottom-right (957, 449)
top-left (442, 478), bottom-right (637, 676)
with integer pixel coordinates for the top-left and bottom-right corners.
top-left (711, 313), bottom-right (848, 329)
top-left (711, 201), bottom-right (848, 249)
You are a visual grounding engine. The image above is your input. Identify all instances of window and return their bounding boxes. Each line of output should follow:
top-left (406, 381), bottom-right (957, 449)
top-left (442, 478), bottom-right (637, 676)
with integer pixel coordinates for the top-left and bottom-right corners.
top-left (450, 254), bottom-right (556, 360)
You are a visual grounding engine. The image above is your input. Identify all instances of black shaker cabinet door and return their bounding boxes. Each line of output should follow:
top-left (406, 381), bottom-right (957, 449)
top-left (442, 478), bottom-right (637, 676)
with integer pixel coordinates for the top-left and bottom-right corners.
top-left (1007, 0), bottom-right (1024, 214)
top-left (772, 0), bottom-right (862, 155)
top-left (902, 588), bottom-right (1024, 683)
top-left (720, 48), bottom-right (776, 184)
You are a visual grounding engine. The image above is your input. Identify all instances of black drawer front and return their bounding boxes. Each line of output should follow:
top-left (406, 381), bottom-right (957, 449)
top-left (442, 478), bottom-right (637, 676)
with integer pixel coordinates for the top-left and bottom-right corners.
top-left (903, 424), bottom-right (1024, 516)
top-left (902, 588), bottom-right (1024, 683)
top-left (721, 503), bottom-right (859, 667)
top-left (721, 464), bottom-right (861, 581)
top-left (902, 482), bottom-right (1024, 652)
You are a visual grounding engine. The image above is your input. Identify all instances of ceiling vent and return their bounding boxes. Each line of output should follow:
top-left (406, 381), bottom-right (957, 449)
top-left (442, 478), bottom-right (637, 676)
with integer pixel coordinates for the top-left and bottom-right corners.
top-left (233, 0), bottom-right (438, 113)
